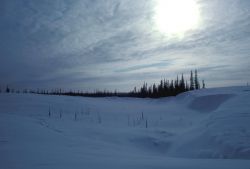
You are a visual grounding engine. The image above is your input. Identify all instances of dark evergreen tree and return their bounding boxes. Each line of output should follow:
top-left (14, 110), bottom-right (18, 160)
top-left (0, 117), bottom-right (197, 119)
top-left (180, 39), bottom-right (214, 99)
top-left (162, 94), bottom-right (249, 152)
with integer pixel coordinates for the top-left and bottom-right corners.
top-left (6, 85), bottom-right (10, 93)
top-left (163, 79), bottom-right (169, 96)
top-left (180, 74), bottom-right (185, 92)
top-left (190, 70), bottom-right (194, 90)
top-left (169, 80), bottom-right (174, 96)
top-left (185, 80), bottom-right (189, 91)
top-left (133, 87), bottom-right (137, 93)
top-left (174, 75), bottom-right (179, 94)
top-left (148, 85), bottom-right (152, 97)
top-left (194, 69), bottom-right (200, 90)
top-left (158, 80), bottom-right (164, 97)
top-left (152, 83), bottom-right (157, 98)
top-left (202, 80), bottom-right (205, 89)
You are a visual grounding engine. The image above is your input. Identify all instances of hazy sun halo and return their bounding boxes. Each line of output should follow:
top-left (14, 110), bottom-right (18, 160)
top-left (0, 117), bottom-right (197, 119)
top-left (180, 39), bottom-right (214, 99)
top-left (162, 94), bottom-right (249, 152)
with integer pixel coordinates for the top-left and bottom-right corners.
top-left (154, 0), bottom-right (201, 37)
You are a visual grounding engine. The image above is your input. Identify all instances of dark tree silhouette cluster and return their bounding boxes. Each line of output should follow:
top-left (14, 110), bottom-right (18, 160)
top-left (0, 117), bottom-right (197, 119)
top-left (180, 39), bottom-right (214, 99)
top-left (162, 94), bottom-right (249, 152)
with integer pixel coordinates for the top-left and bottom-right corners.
top-left (129, 70), bottom-right (203, 98)
top-left (1, 70), bottom-right (205, 98)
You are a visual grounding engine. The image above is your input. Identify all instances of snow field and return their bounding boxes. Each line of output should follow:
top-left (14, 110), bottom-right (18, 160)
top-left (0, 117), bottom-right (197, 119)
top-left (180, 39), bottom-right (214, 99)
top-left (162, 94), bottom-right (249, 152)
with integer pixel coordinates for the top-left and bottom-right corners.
top-left (0, 86), bottom-right (250, 169)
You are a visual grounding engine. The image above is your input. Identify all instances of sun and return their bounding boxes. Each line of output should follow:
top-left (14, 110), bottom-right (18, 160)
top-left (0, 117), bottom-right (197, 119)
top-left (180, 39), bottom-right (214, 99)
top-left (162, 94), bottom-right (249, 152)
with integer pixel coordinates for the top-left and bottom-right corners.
top-left (154, 0), bottom-right (201, 37)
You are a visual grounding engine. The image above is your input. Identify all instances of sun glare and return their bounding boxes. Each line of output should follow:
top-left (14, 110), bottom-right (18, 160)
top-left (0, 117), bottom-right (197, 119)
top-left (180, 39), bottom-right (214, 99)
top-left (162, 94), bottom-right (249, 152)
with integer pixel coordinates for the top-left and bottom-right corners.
top-left (154, 0), bottom-right (201, 37)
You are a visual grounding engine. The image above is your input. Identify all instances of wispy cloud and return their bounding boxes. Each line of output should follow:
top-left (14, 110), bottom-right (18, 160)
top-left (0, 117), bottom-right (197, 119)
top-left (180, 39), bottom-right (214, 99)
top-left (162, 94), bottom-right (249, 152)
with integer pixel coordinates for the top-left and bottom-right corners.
top-left (116, 62), bottom-right (172, 73)
top-left (0, 0), bottom-right (250, 90)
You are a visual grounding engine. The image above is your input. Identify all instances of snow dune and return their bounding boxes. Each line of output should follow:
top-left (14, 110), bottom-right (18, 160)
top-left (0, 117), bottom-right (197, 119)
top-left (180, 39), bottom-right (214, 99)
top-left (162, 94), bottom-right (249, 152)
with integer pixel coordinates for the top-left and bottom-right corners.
top-left (0, 86), bottom-right (250, 169)
top-left (188, 94), bottom-right (235, 112)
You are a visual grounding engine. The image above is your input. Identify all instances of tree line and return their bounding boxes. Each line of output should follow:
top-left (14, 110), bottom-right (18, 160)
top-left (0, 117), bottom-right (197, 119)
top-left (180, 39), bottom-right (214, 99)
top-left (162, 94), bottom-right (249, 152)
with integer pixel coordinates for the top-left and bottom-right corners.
top-left (129, 69), bottom-right (205, 98)
top-left (1, 70), bottom-right (205, 98)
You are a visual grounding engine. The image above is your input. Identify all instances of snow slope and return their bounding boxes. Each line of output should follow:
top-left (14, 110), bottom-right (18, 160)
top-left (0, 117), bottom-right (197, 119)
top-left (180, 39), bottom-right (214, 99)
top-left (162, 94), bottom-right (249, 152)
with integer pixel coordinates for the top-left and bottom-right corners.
top-left (0, 86), bottom-right (250, 169)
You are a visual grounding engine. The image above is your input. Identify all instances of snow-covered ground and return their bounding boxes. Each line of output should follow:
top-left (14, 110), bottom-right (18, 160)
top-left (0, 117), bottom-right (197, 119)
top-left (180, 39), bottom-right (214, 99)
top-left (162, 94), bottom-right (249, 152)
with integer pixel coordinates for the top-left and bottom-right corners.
top-left (0, 86), bottom-right (250, 169)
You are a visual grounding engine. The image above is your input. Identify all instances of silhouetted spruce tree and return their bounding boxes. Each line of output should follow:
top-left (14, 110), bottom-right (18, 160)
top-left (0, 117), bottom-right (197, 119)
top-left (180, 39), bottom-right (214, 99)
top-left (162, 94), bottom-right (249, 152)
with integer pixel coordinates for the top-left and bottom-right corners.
top-left (164, 80), bottom-right (167, 94)
top-left (6, 85), bottom-right (10, 93)
top-left (173, 76), bottom-right (178, 95)
top-left (163, 79), bottom-right (169, 96)
top-left (140, 82), bottom-right (148, 98)
top-left (180, 74), bottom-right (185, 92)
top-left (202, 80), bottom-right (205, 89)
top-left (185, 80), bottom-right (189, 91)
top-left (190, 70), bottom-right (194, 90)
top-left (153, 83), bottom-right (157, 98)
top-left (169, 80), bottom-right (174, 96)
top-left (133, 87), bottom-right (137, 93)
top-left (194, 69), bottom-right (200, 90)
top-left (148, 85), bottom-right (152, 97)
top-left (158, 80), bottom-right (164, 97)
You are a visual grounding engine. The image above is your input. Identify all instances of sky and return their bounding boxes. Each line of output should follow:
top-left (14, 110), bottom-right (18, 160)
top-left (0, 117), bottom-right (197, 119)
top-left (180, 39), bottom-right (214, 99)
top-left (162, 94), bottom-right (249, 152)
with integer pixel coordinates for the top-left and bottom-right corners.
top-left (0, 0), bottom-right (250, 92)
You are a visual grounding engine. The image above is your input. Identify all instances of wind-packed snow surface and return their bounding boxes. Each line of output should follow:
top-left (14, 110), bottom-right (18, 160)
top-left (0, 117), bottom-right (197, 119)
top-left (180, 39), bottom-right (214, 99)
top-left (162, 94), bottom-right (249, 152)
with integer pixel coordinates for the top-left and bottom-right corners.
top-left (0, 86), bottom-right (250, 169)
